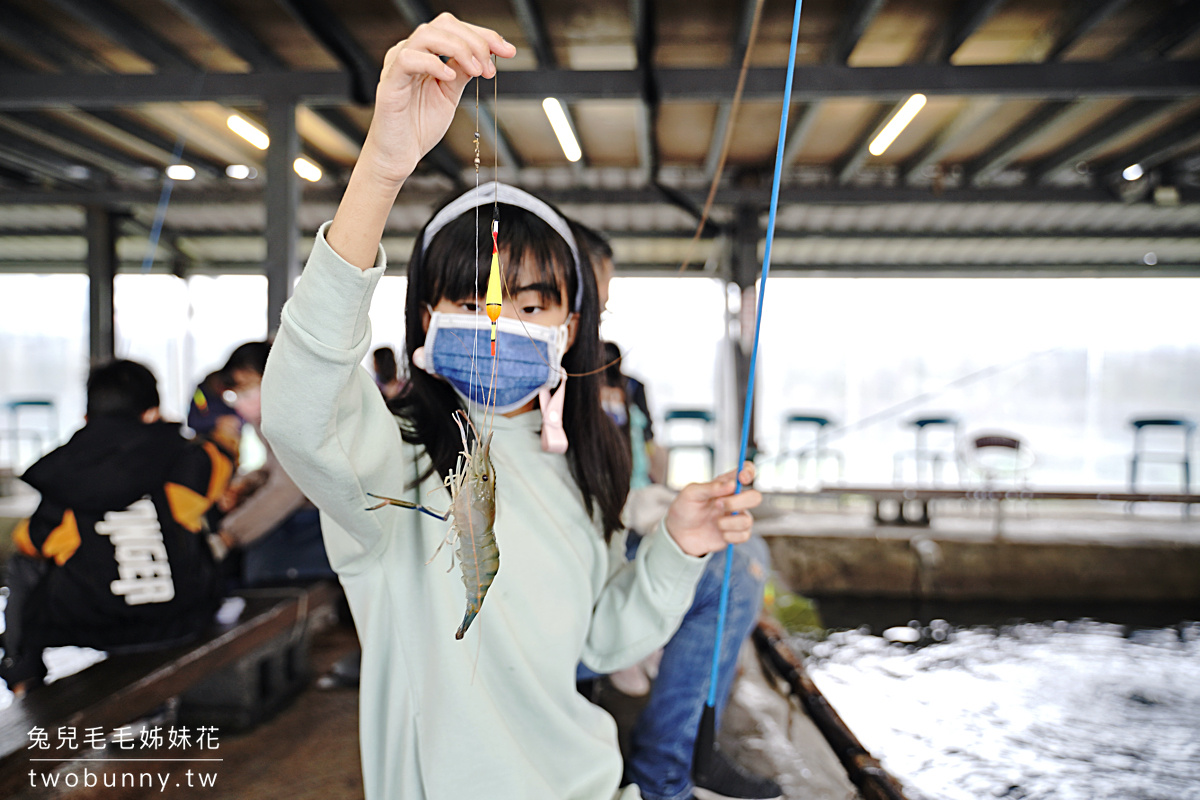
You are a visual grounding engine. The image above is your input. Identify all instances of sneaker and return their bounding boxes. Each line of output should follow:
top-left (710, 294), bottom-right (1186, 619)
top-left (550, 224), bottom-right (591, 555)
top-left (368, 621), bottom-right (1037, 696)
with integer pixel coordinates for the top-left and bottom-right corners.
top-left (692, 747), bottom-right (783, 800)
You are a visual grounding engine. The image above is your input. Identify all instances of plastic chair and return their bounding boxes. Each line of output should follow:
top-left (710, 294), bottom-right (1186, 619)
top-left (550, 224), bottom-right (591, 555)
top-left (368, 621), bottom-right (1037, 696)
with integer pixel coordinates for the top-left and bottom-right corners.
top-left (1128, 417), bottom-right (1194, 494)
top-left (893, 416), bottom-right (960, 486)
top-left (662, 408), bottom-right (716, 486)
top-left (780, 413), bottom-right (843, 487)
top-left (962, 431), bottom-right (1034, 489)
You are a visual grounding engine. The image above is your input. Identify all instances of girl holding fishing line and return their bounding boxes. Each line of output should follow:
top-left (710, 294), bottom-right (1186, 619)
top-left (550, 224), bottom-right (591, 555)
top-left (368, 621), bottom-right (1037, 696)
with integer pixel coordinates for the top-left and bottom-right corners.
top-left (260, 14), bottom-right (760, 800)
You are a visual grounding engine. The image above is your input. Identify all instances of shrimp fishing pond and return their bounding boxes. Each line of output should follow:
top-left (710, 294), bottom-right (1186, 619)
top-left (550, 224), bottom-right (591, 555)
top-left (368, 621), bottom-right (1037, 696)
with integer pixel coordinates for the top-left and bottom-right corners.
top-left (794, 618), bottom-right (1200, 800)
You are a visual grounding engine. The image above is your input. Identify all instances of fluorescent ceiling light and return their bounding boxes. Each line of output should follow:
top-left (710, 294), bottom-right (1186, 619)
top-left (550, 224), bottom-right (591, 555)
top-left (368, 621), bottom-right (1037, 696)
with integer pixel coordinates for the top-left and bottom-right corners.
top-left (1122, 163), bottom-right (1144, 181)
top-left (869, 94), bottom-right (927, 157)
top-left (225, 164), bottom-right (253, 180)
top-left (293, 156), bottom-right (322, 182)
top-left (165, 164), bottom-right (195, 181)
top-left (542, 97), bottom-right (582, 163)
top-left (227, 114), bottom-right (269, 150)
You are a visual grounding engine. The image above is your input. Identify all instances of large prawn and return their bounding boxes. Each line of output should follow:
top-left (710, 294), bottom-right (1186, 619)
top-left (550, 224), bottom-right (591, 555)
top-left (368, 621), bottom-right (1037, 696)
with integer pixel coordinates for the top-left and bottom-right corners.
top-left (367, 411), bottom-right (499, 639)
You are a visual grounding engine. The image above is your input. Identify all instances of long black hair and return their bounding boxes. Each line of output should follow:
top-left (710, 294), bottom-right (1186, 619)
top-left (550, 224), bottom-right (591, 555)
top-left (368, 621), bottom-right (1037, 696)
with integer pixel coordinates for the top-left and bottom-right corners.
top-left (392, 199), bottom-right (631, 541)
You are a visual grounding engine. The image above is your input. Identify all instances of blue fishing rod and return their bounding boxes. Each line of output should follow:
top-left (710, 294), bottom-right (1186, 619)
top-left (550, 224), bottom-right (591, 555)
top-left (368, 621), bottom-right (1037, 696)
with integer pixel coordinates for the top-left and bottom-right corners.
top-left (693, 0), bottom-right (805, 779)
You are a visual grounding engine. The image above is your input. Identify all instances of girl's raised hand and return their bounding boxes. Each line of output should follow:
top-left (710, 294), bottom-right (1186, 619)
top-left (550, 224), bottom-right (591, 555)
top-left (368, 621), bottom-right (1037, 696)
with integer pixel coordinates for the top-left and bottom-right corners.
top-left (664, 463), bottom-right (761, 557)
top-left (364, 14), bottom-right (516, 188)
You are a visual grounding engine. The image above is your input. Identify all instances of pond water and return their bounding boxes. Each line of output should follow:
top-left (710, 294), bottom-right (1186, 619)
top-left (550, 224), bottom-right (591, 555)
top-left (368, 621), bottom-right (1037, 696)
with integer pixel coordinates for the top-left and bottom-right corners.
top-left (800, 621), bottom-right (1200, 800)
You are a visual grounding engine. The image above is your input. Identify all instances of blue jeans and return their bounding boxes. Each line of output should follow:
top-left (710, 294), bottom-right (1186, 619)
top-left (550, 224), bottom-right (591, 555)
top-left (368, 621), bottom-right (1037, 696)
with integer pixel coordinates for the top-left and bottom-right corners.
top-left (579, 533), bottom-right (771, 800)
top-left (241, 508), bottom-right (335, 586)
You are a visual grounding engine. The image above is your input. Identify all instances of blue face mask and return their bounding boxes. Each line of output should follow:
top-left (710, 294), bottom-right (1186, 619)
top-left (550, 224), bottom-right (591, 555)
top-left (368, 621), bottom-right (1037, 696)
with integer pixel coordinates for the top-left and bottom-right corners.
top-left (414, 311), bottom-right (570, 414)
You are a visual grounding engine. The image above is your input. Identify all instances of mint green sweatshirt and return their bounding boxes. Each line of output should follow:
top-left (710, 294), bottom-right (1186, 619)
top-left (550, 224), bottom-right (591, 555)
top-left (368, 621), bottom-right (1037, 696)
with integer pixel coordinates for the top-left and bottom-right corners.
top-left (260, 224), bottom-right (709, 800)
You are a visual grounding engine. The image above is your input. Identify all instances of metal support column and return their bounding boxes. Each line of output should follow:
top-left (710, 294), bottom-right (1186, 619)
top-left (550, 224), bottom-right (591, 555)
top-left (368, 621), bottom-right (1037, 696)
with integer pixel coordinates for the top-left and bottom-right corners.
top-left (731, 204), bottom-right (760, 458)
top-left (265, 98), bottom-right (300, 336)
top-left (86, 204), bottom-right (116, 363)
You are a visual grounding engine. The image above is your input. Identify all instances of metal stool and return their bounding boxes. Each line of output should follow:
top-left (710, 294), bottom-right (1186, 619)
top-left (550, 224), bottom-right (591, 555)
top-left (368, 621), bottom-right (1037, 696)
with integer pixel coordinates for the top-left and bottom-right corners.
top-left (662, 408), bottom-right (716, 486)
top-left (1128, 417), bottom-right (1195, 494)
top-left (780, 413), bottom-right (843, 486)
top-left (893, 416), bottom-right (960, 486)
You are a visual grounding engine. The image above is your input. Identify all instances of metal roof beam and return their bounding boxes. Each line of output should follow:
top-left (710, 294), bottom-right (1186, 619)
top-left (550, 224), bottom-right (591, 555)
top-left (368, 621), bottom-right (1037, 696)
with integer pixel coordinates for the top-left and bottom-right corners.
top-left (1044, 0), bottom-right (1131, 62)
top-left (836, 104), bottom-right (895, 184)
top-left (781, 103), bottom-right (821, 166)
top-left (1098, 109), bottom-right (1200, 183)
top-left (965, 100), bottom-right (1074, 185)
top-left (1030, 99), bottom-right (1180, 184)
top-left (276, 0), bottom-right (379, 105)
top-left (0, 137), bottom-right (106, 186)
top-left (509, 0), bottom-right (581, 170)
top-left (843, 0), bottom-right (1005, 185)
top-left (510, 0), bottom-right (557, 68)
top-left (0, 5), bottom-right (108, 73)
top-left (3, 183), bottom-right (1158, 207)
top-left (704, 0), bottom-right (761, 180)
top-left (825, 0), bottom-right (887, 64)
top-left (83, 110), bottom-right (224, 177)
top-left (902, 98), bottom-right (1001, 184)
top-left (388, 0), bottom-right (435, 29)
top-left (42, 0), bottom-right (196, 72)
top-left (158, 0), bottom-right (283, 70)
top-left (1114, 1), bottom-right (1200, 60)
top-left (632, 0), bottom-right (659, 182)
top-left (927, 0), bottom-right (1009, 63)
top-left (5, 61), bottom-right (1200, 108)
top-left (1, 112), bottom-right (158, 173)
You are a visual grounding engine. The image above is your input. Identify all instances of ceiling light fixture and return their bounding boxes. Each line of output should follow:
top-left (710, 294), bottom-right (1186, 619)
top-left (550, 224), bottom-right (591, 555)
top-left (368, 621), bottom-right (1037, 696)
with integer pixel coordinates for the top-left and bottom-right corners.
top-left (542, 98), bottom-right (582, 163)
top-left (165, 164), bottom-right (196, 181)
top-left (869, 94), bottom-right (927, 157)
top-left (225, 164), bottom-right (253, 180)
top-left (293, 156), bottom-right (322, 182)
top-left (227, 114), bottom-right (269, 150)
top-left (1122, 163), bottom-right (1144, 181)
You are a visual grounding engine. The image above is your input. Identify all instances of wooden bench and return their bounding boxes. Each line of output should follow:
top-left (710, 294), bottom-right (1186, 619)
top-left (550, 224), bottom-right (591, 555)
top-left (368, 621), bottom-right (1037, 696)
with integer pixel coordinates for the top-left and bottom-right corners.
top-left (0, 581), bottom-right (339, 795)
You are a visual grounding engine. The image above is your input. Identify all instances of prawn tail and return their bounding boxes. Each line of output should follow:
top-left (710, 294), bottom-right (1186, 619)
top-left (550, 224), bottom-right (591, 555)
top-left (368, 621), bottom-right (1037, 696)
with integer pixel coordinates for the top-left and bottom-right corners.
top-left (454, 524), bottom-right (499, 639)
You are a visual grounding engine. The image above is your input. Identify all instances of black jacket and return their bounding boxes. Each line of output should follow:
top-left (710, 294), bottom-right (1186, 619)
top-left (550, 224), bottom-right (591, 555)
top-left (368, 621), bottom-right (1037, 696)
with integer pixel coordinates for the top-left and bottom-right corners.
top-left (14, 417), bottom-right (234, 649)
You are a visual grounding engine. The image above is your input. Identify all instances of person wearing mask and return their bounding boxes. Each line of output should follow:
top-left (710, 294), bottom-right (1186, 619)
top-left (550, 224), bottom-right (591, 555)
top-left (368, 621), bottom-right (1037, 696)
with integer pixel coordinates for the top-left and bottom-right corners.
top-left (212, 341), bottom-right (335, 587)
top-left (578, 224), bottom-right (782, 800)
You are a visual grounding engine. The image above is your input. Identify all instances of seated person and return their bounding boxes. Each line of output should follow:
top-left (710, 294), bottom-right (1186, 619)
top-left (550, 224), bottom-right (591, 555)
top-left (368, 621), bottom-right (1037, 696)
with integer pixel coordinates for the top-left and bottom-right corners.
top-left (187, 367), bottom-right (242, 458)
top-left (579, 227), bottom-right (781, 800)
top-left (209, 341), bottom-right (335, 587)
top-left (0, 359), bottom-right (234, 694)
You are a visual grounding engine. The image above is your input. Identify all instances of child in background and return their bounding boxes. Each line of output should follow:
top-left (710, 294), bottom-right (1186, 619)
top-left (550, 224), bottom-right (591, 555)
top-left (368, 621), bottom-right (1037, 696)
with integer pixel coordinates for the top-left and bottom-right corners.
top-left (259, 14), bottom-right (761, 800)
top-left (371, 345), bottom-right (405, 400)
top-left (0, 359), bottom-right (233, 694)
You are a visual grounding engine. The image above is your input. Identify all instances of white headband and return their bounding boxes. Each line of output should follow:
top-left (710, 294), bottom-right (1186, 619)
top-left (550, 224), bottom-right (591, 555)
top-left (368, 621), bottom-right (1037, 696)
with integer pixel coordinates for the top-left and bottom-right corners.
top-left (421, 181), bottom-right (584, 312)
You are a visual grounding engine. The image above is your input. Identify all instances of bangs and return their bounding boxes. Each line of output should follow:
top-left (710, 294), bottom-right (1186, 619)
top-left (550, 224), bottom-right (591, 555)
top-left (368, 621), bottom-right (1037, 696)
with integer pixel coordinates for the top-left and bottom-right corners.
top-left (421, 204), bottom-right (577, 309)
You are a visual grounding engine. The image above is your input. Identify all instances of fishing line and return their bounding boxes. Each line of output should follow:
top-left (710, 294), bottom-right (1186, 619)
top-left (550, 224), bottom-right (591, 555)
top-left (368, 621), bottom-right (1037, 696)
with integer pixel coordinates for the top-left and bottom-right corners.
top-left (705, 0), bottom-right (805, 721)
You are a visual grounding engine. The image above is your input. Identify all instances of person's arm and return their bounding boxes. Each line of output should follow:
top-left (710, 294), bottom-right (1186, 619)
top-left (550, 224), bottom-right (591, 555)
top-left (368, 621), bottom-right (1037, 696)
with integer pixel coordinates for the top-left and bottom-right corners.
top-left (217, 445), bottom-right (308, 548)
top-left (164, 437), bottom-right (235, 534)
top-left (259, 17), bottom-right (514, 569)
top-left (12, 499), bottom-right (77, 565)
top-left (581, 464), bottom-right (761, 673)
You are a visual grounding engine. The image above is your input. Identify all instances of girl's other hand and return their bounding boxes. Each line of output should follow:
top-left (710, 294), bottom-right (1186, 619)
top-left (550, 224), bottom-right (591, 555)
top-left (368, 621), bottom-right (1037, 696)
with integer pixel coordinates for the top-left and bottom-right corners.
top-left (664, 463), bottom-right (761, 557)
top-left (364, 14), bottom-right (516, 187)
